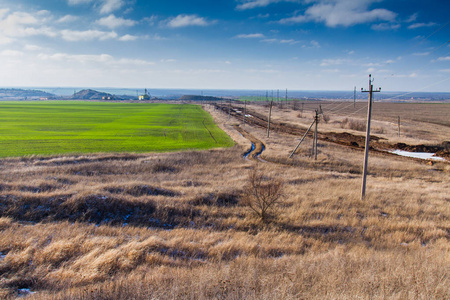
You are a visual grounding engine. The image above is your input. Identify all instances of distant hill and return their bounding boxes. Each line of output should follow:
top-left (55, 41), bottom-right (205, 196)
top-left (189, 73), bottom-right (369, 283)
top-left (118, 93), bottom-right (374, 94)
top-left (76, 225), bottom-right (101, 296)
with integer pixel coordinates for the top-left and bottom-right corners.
top-left (71, 89), bottom-right (139, 100)
top-left (72, 89), bottom-right (115, 100)
top-left (0, 88), bottom-right (55, 100)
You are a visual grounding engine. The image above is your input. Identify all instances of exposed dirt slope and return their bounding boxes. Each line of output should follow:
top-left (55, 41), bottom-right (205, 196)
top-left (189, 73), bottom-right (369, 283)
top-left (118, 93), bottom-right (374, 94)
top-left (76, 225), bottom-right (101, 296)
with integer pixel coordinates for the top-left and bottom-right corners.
top-left (215, 104), bottom-right (449, 159)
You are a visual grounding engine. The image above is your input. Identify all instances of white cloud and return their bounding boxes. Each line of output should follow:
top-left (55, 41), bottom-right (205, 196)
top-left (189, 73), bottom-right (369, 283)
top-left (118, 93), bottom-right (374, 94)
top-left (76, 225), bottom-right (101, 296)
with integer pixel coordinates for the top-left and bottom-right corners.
top-left (236, 0), bottom-right (299, 10)
top-left (408, 22), bottom-right (437, 29)
top-left (261, 38), bottom-right (278, 43)
top-left (67, 0), bottom-right (125, 14)
top-left (260, 38), bottom-right (300, 45)
top-left (57, 15), bottom-right (79, 23)
top-left (60, 29), bottom-right (118, 41)
top-left (38, 52), bottom-right (154, 66)
top-left (279, 0), bottom-right (397, 27)
top-left (439, 69), bottom-right (450, 73)
top-left (68, 0), bottom-right (93, 4)
top-left (320, 58), bottom-right (348, 67)
top-left (119, 34), bottom-right (138, 41)
top-left (38, 53), bottom-right (113, 63)
top-left (161, 59), bottom-right (177, 63)
top-left (371, 23), bottom-right (400, 31)
top-left (322, 68), bottom-right (340, 73)
top-left (0, 50), bottom-right (24, 56)
top-left (235, 33), bottom-right (265, 38)
top-left (24, 44), bottom-right (43, 51)
top-left (100, 0), bottom-right (126, 14)
top-left (405, 13), bottom-right (418, 23)
top-left (164, 14), bottom-right (214, 28)
top-left (310, 40), bottom-right (320, 48)
top-left (143, 16), bottom-right (158, 26)
top-left (96, 14), bottom-right (136, 29)
top-left (0, 9), bottom-right (10, 19)
top-left (437, 56), bottom-right (450, 61)
top-left (0, 10), bottom-right (57, 41)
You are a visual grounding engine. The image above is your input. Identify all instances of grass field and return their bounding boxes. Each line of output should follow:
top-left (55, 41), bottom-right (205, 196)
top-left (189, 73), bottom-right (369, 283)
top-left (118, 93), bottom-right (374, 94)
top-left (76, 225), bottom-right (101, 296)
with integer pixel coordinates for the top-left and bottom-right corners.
top-left (0, 101), bottom-right (233, 157)
top-left (0, 101), bottom-right (448, 299)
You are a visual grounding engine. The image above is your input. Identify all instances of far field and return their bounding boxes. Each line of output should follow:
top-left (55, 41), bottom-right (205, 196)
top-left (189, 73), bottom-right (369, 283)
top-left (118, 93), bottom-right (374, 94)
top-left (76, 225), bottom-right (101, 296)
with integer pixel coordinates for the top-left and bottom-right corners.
top-left (0, 101), bottom-right (233, 157)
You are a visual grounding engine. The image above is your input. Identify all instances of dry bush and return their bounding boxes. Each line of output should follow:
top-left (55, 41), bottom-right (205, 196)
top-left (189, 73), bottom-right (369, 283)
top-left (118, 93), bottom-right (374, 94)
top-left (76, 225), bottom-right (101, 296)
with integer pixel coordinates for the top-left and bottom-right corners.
top-left (340, 118), bottom-right (366, 131)
top-left (241, 168), bottom-right (284, 223)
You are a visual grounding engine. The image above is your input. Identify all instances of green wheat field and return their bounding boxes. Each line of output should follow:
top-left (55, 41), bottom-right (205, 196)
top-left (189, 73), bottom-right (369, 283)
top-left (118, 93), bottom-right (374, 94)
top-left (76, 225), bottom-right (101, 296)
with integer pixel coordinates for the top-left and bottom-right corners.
top-left (0, 101), bottom-right (234, 157)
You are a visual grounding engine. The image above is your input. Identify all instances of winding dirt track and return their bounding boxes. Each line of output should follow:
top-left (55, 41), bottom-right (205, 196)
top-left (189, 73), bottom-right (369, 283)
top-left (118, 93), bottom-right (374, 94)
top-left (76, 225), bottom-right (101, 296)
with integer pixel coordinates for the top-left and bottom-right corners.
top-left (232, 125), bottom-right (265, 160)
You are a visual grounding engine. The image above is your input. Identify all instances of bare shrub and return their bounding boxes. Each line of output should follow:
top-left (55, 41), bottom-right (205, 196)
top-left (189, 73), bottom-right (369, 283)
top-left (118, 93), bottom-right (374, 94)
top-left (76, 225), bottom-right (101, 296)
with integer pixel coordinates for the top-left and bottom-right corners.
top-left (241, 168), bottom-right (284, 223)
top-left (340, 118), bottom-right (366, 131)
top-left (322, 114), bottom-right (330, 123)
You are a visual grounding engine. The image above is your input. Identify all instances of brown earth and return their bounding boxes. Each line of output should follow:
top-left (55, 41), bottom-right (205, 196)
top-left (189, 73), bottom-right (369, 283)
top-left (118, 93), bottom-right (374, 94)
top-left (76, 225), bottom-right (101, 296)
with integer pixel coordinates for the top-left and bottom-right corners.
top-left (214, 103), bottom-right (450, 159)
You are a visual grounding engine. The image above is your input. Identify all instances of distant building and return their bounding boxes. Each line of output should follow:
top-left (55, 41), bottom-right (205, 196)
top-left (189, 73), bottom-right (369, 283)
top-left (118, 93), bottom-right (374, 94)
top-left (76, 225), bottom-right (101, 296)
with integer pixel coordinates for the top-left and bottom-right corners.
top-left (102, 96), bottom-right (115, 100)
top-left (139, 88), bottom-right (150, 100)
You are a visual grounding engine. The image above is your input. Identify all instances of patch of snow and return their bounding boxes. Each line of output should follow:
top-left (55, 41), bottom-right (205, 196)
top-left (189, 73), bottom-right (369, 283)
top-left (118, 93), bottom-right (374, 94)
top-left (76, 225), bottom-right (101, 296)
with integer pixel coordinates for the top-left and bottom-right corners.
top-left (18, 288), bottom-right (35, 297)
top-left (389, 150), bottom-right (446, 161)
top-left (245, 114), bottom-right (252, 118)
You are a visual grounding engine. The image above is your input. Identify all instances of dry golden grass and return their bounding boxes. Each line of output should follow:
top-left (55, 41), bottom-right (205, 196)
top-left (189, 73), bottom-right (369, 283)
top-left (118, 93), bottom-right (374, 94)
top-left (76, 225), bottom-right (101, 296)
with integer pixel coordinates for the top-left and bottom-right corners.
top-left (0, 102), bottom-right (448, 299)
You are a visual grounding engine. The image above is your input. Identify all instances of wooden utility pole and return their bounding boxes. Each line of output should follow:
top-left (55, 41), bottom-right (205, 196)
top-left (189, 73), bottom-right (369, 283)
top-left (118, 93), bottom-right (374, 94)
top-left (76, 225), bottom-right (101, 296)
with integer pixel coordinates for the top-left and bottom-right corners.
top-left (354, 86), bottom-right (356, 109)
top-left (277, 89), bottom-right (280, 109)
top-left (313, 110), bottom-right (319, 160)
top-left (285, 88), bottom-right (288, 109)
top-left (267, 99), bottom-right (273, 138)
top-left (361, 74), bottom-right (381, 200)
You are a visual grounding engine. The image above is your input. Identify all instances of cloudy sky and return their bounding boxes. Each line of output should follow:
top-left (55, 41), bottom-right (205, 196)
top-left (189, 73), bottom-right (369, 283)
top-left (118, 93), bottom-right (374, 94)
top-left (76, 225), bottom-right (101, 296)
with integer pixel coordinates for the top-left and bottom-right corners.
top-left (0, 0), bottom-right (449, 91)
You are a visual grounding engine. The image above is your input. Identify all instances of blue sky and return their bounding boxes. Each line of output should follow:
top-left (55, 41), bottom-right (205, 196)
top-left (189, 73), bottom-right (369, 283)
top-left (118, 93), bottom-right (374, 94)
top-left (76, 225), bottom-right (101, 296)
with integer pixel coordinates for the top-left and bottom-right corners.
top-left (0, 0), bottom-right (449, 91)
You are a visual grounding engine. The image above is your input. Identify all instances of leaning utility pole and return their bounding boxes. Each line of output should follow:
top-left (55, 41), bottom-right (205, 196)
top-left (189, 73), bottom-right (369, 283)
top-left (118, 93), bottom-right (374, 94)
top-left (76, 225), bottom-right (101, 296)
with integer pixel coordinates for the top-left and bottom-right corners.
top-left (361, 74), bottom-right (381, 200)
top-left (289, 119), bottom-right (316, 158)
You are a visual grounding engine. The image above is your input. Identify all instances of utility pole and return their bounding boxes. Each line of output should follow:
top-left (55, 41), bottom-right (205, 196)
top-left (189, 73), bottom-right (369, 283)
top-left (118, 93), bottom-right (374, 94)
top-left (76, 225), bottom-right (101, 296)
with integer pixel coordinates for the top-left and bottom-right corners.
top-left (354, 86), bottom-right (356, 109)
top-left (361, 74), bottom-right (381, 200)
top-left (289, 119), bottom-right (316, 158)
top-left (267, 99), bottom-right (273, 138)
top-left (313, 110), bottom-right (319, 160)
top-left (277, 89), bottom-right (280, 109)
top-left (285, 88), bottom-right (288, 109)
top-left (398, 116), bottom-right (401, 137)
